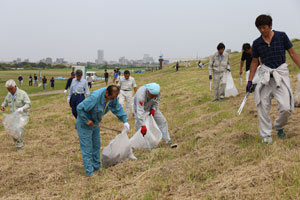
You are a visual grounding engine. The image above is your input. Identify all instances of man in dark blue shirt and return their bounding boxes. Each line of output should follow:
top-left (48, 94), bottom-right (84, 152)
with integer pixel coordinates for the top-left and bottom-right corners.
top-left (246, 14), bottom-right (300, 144)
top-left (64, 72), bottom-right (75, 94)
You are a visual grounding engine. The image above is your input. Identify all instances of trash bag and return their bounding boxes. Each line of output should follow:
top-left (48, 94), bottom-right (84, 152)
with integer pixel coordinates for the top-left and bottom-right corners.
top-left (130, 114), bottom-right (162, 150)
top-left (294, 74), bottom-right (300, 107)
top-left (225, 72), bottom-right (239, 97)
top-left (3, 112), bottom-right (28, 139)
top-left (245, 65), bottom-right (261, 84)
top-left (101, 129), bottom-right (136, 167)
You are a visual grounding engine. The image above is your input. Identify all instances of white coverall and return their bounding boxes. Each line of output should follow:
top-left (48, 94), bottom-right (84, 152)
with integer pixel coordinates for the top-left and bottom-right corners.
top-left (1, 88), bottom-right (31, 148)
top-left (133, 86), bottom-right (171, 143)
top-left (118, 76), bottom-right (137, 118)
top-left (208, 52), bottom-right (230, 100)
top-left (254, 63), bottom-right (294, 138)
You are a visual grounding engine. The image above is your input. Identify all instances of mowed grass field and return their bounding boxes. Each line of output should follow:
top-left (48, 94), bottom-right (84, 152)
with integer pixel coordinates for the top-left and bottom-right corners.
top-left (0, 40), bottom-right (300, 199)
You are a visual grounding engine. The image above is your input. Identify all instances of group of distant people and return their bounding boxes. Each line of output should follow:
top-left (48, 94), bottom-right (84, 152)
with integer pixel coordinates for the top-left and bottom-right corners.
top-left (18, 74), bottom-right (55, 90)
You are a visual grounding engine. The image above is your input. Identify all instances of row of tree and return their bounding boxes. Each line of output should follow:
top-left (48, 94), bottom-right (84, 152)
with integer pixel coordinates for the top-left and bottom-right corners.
top-left (0, 62), bottom-right (68, 70)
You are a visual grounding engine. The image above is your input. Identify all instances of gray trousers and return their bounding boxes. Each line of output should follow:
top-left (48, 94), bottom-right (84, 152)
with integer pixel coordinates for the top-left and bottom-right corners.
top-left (118, 90), bottom-right (133, 118)
top-left (135, 109), bottom-right (171, 143)
top-left (257, 78), bottom-right (291, 138)
top-left (213, 71), bottom-right (226, 100)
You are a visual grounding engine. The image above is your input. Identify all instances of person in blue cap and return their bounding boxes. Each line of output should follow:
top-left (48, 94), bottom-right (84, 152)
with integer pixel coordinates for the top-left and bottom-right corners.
top-left (133, 83), bottom-right (177, 148)
top-left (76, 85), bottom-right (130, 176)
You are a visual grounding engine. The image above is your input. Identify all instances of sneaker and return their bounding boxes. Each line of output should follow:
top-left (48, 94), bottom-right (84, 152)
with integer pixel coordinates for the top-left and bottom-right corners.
top-left (277, 129), bottom-right (286, 139)
top-left (220, 97), bottom-right (224, 100)
top-left (167, 141), bottom-right (178, 148)
top-left (213, 99), bottom-right (219, 102)
top-left (16, 146), bottom-right (24, 151)
top-left (262, 137), bottom-right (272, 144)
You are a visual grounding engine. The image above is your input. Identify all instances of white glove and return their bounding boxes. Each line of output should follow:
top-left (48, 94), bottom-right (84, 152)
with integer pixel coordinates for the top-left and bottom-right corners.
top-left (64, 90), bottom-right (67, 94)
top-left (67, 97), bottom-right (70, 103)
top-left (17, 107), bottom-right (24, 113)
top-left (123, 122), bottom-right (130, 131)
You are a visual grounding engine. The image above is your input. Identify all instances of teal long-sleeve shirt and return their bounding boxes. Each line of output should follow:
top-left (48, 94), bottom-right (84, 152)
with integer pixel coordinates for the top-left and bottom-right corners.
top-left (76, 87), bottom-right (128, 125)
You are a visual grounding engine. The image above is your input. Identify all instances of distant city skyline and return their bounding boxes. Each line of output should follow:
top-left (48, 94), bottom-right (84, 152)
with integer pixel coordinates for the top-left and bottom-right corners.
top-left (0, 0), bottom-right (299, 62)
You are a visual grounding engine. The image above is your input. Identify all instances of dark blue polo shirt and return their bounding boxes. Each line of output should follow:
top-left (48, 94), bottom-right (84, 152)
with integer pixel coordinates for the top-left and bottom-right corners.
top-left (252, 30), bottom-right (293, 69)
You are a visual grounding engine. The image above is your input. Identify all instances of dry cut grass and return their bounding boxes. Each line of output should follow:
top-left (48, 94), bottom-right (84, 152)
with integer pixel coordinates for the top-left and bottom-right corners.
top-left (0, 41), bottom-right (300, 199)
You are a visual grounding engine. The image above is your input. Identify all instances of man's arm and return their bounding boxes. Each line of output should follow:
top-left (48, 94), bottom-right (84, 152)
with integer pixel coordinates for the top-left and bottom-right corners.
top-left (288, 48), bottom-right (300, 68)
top-left (77, 95), bottom-right (97, 124)
top-left (248, 57), bottom-right (259, 81)
top-left (240, 61), bottom-right (244, 75)
top-left (21, 92), bottom-right (31, 112)
top-left (208, 55), bottom-right (214, 76)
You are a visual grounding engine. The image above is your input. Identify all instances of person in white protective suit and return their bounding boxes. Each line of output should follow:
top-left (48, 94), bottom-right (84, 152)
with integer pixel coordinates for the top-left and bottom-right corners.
top-left (117, 70), bottom-right (137, 118)
top-left (1, 79), bottom-right (31, 150)
top-left (208, 42), bottom-right (231, 101)
top-left (247, 14), bottom-right (300, 144)
top-left (133, 83), bottom-right (177, 148)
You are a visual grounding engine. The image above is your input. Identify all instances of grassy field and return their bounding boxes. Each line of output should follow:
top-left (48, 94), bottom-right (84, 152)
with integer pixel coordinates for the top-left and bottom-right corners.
top-left (0, 40), bottom-right (300, 199)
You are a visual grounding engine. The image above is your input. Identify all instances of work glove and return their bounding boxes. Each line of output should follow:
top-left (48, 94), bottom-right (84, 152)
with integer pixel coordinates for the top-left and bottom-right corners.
top-left (17, 107), bottom-right (24, 113)
top-left (246, 81), bottom-right (255, 93)
top-left (150, 109), bottom-right (155, 116)
top-left (209, 75), bottom-right (212, 80)
top-left (67, 97), bottom-right (70, 103)
top-left (141, 126), bottom-right (147, 137)
top-left (123, 122), bottom-right (130, 131)
top-left (64, 90), bottom-right (67, 94)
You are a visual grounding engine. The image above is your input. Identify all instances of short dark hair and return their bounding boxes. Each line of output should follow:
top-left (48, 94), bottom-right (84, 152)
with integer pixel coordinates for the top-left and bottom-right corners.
top-left (107, 85), bottom-right (119, 96)
top-left (75, 69), bottom-right (83, 76)
top-left (71, 72), bottom-right (75, 75)
top-left (217, 43), bottom-right (225, 50)
top-left (255, 14), bottom-right (272, 28)
top-left (242, 43), bottom-right (251, 51)
top-left (124, 70), bottom-right (130, 75)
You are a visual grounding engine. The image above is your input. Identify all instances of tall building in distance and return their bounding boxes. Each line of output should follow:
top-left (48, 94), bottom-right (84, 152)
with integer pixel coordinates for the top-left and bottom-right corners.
top-left (143, 54), bottom-right (154, 64)
top-left (95, 49), bottom-right (104, 64)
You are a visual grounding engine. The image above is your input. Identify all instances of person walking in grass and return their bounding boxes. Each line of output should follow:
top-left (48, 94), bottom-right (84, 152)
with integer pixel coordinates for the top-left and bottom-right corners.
top-left (133, 83), bottom-right (177, 148)
top-left (87, 74), bottom-right (93, 89)
top-left (117, 70), bottom-right (137, 118)
top-left (246, 14), bottom-right (300, 144)
top-left (50, 77), bottom-right (55, 89)
top-left (29, 74), bottom-right (33, 86)
top-left (42, 76), bottom-right (47, 90)
top-left (34, 74), bottom-right (38, 86)
top-left (18, 75), bottom-right (23, 86)
top-left (76, 85), bottom-right (129, 176)
top-left (68, 70), bottom-right (90, 119)
top-left (240, 43), bottom-right (260, 82)
top-left (208, 43), bottom-right (231, 101)
top-left (104, 69), bottom-right (109, 85)
top-left (1, 79), bottom-right (31, 150)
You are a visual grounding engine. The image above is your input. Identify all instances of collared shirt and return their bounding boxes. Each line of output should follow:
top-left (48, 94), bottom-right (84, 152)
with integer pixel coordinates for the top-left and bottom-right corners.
top-left (208, 51), bottom-right (230, 75)
top-left (68, 78), bottom-right (90, 98)
top-left (117, 76), bottom-right (137, 91)
top-left (252, 30), bottom-right (293, 69)
top-left (76, 87), bottom-right (127, 125)
top-left (1, 88), bottom-right (31, 114)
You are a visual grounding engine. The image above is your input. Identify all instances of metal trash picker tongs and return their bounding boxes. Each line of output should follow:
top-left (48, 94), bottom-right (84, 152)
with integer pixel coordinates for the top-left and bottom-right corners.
top-left (237, 92), bottom-right (250, 115)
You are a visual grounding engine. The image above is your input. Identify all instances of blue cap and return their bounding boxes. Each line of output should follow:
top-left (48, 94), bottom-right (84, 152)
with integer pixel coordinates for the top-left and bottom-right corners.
top-left (144, 83), bottom-right (160, 95)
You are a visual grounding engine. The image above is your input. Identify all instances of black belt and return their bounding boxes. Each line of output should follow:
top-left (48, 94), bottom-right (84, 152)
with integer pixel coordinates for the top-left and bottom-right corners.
top-left (72, 93), bottom-right (84, 96)
top-left (122, 90), bottom-right (132, 91)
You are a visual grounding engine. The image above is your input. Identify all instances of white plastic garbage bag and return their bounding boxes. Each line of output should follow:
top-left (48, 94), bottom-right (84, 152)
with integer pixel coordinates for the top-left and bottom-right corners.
top-left (294, 74), bottom-right (300, 107)
top-left (101, 129), bottom-right (136, 167)
top-left (245, 65), bottom-right (261, 84)
top-left (130, 115), bottom-right (162, 150)
top-left (3, 112), bottom-right (28, 139)
top-left (225, 72), bottom-right (239, 97)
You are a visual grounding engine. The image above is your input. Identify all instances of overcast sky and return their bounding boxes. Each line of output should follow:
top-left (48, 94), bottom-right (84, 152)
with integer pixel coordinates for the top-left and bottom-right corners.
top-left (0, 0), bottom-right (300, 62)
